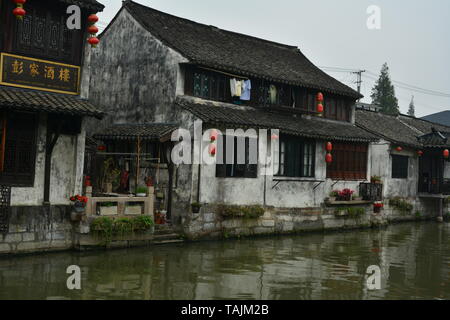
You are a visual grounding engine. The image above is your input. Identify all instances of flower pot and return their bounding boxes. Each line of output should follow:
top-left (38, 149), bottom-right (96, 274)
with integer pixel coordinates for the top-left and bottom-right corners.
top-left (70, 210), bottom-right (84, 222)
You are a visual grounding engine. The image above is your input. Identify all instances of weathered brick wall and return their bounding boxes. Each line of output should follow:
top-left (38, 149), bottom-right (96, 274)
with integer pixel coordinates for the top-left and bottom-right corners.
top-left (0, 205), bottom-right (73, 255)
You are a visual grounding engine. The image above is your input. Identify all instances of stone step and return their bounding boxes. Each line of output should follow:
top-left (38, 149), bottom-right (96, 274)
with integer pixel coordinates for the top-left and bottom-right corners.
top-left (153, 233), bottom-right (180, 241)
top-left (152, 239), bottom-right (185, 245)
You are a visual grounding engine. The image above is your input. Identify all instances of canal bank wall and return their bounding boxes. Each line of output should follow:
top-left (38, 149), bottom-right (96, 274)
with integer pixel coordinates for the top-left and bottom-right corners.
top-left (0, 199), bottom-right (446, 255)
top-left (181, 200), bottom-right (439, 240)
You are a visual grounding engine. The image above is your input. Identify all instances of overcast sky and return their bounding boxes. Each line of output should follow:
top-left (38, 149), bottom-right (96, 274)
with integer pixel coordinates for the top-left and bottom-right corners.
top-left (96, 0), bottom-right (450, 118)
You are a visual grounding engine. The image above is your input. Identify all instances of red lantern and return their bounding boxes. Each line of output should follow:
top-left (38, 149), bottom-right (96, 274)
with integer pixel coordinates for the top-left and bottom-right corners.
top-left (209, 144), bottom-right (216, 156)
top-left (210, 129), bottom-right (218, 142)
top-left (316, 92), bottom-right (324, 102)
top-left (271, 134), bottom-right (279, 140)
top-left (97, 145), bottom-right (106, 152)
top-left (396, 146), bottom-right (403, 152)
top-left (87, 14), bottom-right (99, 23)
top-left (326, 153), bottom-right (333, 164)
top-left (444, 149), bottom-right (449, 158)
top-left (87, 25), bottom-right (99, 35)
top-left (417, 150), bottom-right (423, 157)
top-left (13, 0), bottom-right (26, 4)
top-left (317, 103), bottom-right (324, 113)
top-left (326, 142), bottom-right (333, 152)
top-left (13, 6), bottom-right (26, 19)
top-left (88, 37), bottom-right (100, 47)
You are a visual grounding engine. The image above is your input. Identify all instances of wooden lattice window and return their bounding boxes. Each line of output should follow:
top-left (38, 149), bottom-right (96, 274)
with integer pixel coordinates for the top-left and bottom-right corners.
top-left (0, 112), bottom-right (38, 187)
top-left (327, 142), bottom-right (368, 180)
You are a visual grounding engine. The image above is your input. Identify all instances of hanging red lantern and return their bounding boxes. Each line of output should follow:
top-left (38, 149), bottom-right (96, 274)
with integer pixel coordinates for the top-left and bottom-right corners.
top-left (316, 92), bottom-right (324, 102)
top-left (13, 7), bottom-right (26, 20)
top-left (88, 36), bottom-right (100, 48)
top-left (326, 142), bottom-right (333, 152)
top-left (417, 150), bottom-right (423, 157)
top-left (87, 14), bottom-right (99, 23)
top-left (87, 25), bottom-right (99, 35)
top-left (209, 144), bottom-right (216, 156)
top-left (97, 145), bottom-right (106, 152)
top-left (444, 149), bottom-right (449, 158)
top-left (271, 134), bottom-right (279, 140)
top-left (317, 103), bottom-right (324, 113)
top-left (326, 153), bottom-right (333, 164)
top-left (396, 146), bottom-right (403, 152)
top-left (210, 129), bottom-right (218, 142)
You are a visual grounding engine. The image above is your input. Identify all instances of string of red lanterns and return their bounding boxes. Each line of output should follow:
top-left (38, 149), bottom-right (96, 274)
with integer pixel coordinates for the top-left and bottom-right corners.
top-left (87, 14), bottom-right (100, 48)
top-left (316, 92), bottom-right (324, 116)
top-left (13, 0), bottom-right (26, 20)
top-left (209, 129), bottom-right (217, 156)
top-left (325, 141), bottom-right (333, 164)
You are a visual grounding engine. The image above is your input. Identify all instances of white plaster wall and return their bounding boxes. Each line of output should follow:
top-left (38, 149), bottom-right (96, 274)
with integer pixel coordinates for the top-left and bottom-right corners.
top-left (10, 115), bottom-right (86, 206)
top-left (370, 139), bottom-right (419, 198)
top-left (198, 136), bottom-right (369, 208)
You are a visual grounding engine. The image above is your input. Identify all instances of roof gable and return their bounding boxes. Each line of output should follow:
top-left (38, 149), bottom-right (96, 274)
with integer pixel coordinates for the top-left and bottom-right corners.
top-left (122, 1), bottom-right (360, 99)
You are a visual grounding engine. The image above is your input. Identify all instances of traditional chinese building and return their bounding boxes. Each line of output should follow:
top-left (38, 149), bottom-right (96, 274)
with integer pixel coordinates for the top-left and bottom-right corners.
top-left (86, 1), bottom-right (444, 241)
top-left (0, 0), bottom-right (104, 254)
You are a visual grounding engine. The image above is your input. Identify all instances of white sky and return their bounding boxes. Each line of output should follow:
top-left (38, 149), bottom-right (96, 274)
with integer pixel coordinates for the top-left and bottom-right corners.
top-left (96, 0), bottom-right (450, 118)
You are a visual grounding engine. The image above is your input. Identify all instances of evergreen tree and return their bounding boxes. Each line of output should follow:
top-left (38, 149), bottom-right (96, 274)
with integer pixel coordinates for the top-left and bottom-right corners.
top-left (371, 63), bottom-right (399, 115)
top-left (407, 96), bottom-right (415, 117)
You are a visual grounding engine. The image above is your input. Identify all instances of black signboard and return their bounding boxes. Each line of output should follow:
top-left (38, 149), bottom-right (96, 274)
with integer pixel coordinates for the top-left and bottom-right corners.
top-left (0, 53), bottom-right (80, 95)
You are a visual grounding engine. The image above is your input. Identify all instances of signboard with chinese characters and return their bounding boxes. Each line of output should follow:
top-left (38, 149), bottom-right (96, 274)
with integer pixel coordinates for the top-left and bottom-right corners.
top-left (0, 53), bottom-right (80, 95)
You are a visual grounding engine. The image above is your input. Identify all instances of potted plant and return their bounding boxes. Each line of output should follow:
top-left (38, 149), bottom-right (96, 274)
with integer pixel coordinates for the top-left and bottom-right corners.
top-left (191, 202), bottom-right (202, 214)
top-left (135, 186), bottom-right (147, 197)
top-left (70, 195), bottom-right (88, 221)
top-left (338, 189), bottom-right (354, 201)
top-left (98, 202), bottom-right (118, 216)
top-left (328, 190), bottom-right (340, 202)
top-left (373, 202), bottom-right (384, 213)
top-left (371, 175), bottom-right (382, 184)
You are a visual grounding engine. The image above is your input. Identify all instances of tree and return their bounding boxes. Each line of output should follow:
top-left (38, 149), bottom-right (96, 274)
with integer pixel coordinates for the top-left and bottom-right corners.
top-left (371, 63), bottom-right (399, 115)
top-left (407, 96), bottom-right (415, 117)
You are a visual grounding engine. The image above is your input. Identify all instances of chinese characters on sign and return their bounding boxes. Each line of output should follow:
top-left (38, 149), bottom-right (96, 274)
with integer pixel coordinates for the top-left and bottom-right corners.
top-left (0, 53), bottom-right (80, 95)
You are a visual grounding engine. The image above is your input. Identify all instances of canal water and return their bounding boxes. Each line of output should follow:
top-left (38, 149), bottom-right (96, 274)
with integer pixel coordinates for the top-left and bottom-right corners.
top-left (0, 222), bottom-right (449, 300)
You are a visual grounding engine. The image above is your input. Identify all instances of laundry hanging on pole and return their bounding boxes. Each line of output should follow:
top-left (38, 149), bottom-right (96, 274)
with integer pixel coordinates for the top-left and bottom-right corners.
top-left (240, 80), bottom-right (252, 101)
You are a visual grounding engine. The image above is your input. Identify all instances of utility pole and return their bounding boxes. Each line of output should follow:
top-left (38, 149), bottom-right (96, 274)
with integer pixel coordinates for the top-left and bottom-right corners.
top-left (352, 70), bottom-right (366, 100)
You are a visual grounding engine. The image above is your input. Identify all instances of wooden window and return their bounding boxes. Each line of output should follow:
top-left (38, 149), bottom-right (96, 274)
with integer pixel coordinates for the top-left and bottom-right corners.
top-left (186, 67), bottom-right (230, 102)
top-left (327, 143), bottom-right (368, 180)
top-left (392, 155), bottom-right (409, 179)
top-left (276, 136), bottom-right (315, 178)
top-left (216, 135), bottom-right (258, 178)
top-left (0, 112), bottom-right (38, 186)
top-left (11, 1), bottom-right (84, 65)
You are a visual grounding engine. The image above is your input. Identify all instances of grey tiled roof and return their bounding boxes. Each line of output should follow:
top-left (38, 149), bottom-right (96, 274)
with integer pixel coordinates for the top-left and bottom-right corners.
top-left (355, 109), bottom-right (450, 148)
top-left (57, 0), bottom-right (104, 11)
top-left (123, 1), bottom-right (361, 99)
top-left (175, 96), bottom-right (378, 143)
top-left (93, 123), bottom-right (179, 142)
top-left (0, 87), bottom-right (104, 118)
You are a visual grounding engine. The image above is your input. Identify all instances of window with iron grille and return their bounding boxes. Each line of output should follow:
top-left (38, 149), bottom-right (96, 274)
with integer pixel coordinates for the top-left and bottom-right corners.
top-left (216, 135), bottom-right (258, 178)
top-left (0, 112), bottom-right (38, 187)
top-left (392, 155), bottom-right (409, 179)
top-left (276, 136), bottom-right (315, 178)
top-left (185, 67), bottom-right (230, 102)
top-left (327, 142), bottom-right (368, 180)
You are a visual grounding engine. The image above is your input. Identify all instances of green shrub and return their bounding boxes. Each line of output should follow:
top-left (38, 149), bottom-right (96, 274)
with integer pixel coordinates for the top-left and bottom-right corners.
top-left (132, 215), bottom-right (154, 230)
top-left (113, 218), bottom-right (133, 236)
top-left (218, 205), bottom-right (265, 219)
top-left (389, 197), bottom-right (413, 213)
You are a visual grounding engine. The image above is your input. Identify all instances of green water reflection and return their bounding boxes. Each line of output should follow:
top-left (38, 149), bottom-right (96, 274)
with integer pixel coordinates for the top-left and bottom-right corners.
top-left (0, 222), bottom-right (449, 300)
